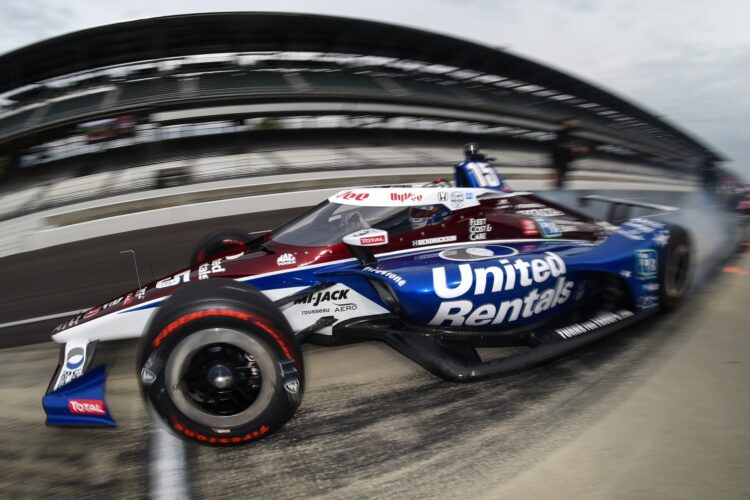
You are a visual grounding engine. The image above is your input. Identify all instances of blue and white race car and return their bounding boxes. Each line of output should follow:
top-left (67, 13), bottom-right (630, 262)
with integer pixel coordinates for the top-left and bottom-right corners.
top-left (43, 146), bottom-right (691, 446)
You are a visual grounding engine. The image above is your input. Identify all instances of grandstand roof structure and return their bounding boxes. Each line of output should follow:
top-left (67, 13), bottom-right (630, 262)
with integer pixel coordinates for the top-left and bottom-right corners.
top-left (0, 12), bottom-right (722, 163)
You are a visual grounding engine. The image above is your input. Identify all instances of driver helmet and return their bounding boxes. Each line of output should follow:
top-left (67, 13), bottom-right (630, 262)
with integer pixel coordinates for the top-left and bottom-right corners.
top-left (464, 142), bottom-right (486, 161)
top-left (409, 178), bottom-right (451, 228)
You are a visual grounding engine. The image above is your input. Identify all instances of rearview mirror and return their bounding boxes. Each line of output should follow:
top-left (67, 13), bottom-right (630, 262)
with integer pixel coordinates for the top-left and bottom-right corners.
top-left (343, 229), bottom-right (389, 266)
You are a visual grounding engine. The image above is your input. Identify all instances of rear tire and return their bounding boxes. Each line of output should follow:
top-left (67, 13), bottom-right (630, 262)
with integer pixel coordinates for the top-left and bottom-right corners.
top-left (190, 229), bottom-right (252, 266)
top-left (659, 225), bottom-right (691, 310)
top-left (138, 279), bottom-right (303, 446)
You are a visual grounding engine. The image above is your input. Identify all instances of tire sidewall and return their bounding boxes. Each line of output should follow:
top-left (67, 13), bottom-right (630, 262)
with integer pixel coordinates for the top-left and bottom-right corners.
top-left (659, 225), bottom-right (692, 309)
top-left (139, 281), bottom-right (303, 446)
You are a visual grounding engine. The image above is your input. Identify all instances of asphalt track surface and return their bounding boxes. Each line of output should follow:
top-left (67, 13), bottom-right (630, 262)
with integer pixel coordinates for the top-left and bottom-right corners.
top-left (0, 192), bottom-right (748, 498)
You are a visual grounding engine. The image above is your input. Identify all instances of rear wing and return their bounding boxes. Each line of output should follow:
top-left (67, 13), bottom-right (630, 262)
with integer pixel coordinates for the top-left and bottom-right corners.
top-left (579, 195), bottom-right (679, 225)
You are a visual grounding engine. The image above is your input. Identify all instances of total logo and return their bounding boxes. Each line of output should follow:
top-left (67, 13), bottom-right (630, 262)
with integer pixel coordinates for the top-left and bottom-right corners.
top-left (277, 253), bottom-right (296, 266)
top-left (429, 252), bottom-right (574, 326)
top-left (68, 399), bottom-right (107, 415)
top-left (345, 229), bottom-right (389, 246)
top-left (390, 192), bottom-right (423, 202)
top-left (361, 235), bottom-right (387, 245)
top-left (337, 191), bottom-right (369, 201)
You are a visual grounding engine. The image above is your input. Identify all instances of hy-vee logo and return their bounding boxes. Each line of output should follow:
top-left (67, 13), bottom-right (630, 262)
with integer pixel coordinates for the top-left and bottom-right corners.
top-left (390, 192), bottom-right (423, 202)
top-left (430, 252), bottom-right (575, 327)
top-left (295, 289), bottom-right (350, 307)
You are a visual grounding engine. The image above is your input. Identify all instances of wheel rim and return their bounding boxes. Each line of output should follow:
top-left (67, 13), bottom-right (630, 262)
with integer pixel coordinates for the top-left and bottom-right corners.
top-left (165, 328), bottom-right (277, 429)
top-left (665, 243), bottom-right (690, 298)
top-left (182, 343), bottom-right (262, 416)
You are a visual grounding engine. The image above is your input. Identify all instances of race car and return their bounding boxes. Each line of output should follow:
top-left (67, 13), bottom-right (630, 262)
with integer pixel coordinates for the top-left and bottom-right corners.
top-left (43, 145), bottom-right (692, 446)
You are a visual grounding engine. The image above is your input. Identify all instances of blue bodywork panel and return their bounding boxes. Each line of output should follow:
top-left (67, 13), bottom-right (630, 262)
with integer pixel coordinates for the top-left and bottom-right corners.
top-left (315, 217), bottom-right (670, 329)
top-left (42, 365), bottom-right (115, 427)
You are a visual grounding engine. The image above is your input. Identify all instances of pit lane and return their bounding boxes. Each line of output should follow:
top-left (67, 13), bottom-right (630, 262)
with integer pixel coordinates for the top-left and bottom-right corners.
top-left (0, 192), bottom-right (747, 498)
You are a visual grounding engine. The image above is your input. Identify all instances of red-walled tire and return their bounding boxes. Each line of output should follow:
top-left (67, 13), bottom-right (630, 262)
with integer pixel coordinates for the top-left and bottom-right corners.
top-left (190, 229), bottom-right (252, 266)
top-left (660, 225), bottom-right (692, 310)
top-left (138, 279), bottom-right (303, 447)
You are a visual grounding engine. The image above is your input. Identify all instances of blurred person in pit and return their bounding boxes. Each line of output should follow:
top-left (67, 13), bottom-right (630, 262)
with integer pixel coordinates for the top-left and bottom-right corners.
top-left (551, 117), bottom-right (589, 188)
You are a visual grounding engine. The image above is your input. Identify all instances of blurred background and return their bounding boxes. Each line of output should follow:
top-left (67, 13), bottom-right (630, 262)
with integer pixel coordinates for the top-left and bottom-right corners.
top-left (0, 3), bottom-right (748, 499)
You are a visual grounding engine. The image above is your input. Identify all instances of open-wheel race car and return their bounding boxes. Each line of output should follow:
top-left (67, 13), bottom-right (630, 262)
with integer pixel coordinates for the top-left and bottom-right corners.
top-left (43, 146), bottom-right (692, 446)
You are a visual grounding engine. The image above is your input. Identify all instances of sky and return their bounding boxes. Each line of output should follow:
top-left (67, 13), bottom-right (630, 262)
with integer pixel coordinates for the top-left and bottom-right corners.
top-left (1, 0), bottom-right (748, 176)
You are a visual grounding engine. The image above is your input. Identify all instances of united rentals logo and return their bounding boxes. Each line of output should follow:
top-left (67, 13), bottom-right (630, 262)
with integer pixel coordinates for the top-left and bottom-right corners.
top-left (390, 192), bottom-right (423, 202)
top-left (429, 252), bottom-right (574, 326)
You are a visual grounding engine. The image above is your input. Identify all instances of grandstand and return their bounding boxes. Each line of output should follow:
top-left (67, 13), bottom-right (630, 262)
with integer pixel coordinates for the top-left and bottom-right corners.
top-left (0, 12), bottom-right (723, 215)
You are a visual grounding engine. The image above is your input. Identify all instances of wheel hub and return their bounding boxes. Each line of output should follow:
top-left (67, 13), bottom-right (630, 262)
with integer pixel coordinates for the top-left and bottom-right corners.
top-left (177, 340), bottom-right (264, 417)
top-left (207, 364), bottom-right (234, 389)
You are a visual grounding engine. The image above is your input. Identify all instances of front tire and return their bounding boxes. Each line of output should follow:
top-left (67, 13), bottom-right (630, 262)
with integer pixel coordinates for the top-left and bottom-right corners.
top-left (138, 279), bottom-right (303, 446)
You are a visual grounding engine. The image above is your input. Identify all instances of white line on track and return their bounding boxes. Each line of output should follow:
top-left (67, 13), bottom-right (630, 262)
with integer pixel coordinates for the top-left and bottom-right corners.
top-left (148, 410), bottom-right (190, 500)
top-left (0, 309), bottom-right (87, 329)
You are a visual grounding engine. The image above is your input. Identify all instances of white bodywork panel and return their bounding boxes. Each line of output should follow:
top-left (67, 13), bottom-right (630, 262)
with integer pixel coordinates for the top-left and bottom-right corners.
top-left (329, 187), bottom-right (527, 210)
top-left (278, 283), bottom-right (389, 334)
